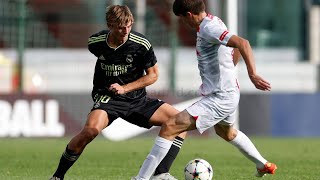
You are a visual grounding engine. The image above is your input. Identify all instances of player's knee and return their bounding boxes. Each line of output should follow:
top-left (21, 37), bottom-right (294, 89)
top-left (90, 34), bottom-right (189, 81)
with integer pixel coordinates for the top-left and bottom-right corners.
top-left (81, 127), bottom-right (100, 140)
top-left (176, 111), bottom-right (192, 127)
top-left (162, 114), bottom-right (189, 136)
top-left (161, 118), bottom-right (178, 136)
top-left (215, 126), bottom-right (237, 141)
top-left (219, 132), bottom-right (237, 141)
top-left (162, 117), bottom-right (176, 131)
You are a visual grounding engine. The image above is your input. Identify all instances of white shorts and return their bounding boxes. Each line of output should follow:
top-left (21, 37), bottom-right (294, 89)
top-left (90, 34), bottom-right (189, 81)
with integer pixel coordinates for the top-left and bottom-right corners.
top-left (186, 89), bottom-right (240, 134)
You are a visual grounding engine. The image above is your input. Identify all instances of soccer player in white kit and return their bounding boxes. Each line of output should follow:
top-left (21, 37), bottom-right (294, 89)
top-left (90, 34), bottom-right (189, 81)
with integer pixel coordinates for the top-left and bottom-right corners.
top-left (133, 0), bottom-right (277, 179)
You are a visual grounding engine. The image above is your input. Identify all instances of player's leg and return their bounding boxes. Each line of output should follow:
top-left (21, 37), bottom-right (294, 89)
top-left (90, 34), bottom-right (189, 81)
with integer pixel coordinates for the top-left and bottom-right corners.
top-left (214, 123), bottom-right (277, 176)
top-left (135, 110), bottom-right (195, 180)
top-left (214, 124), bottom-right (267, 167)
top-left (51, 109), bottom-right (110, 180)
top-left (134, 93), bottom-right (236, 179)
top-left (148, 103), bottom-right (187, 179)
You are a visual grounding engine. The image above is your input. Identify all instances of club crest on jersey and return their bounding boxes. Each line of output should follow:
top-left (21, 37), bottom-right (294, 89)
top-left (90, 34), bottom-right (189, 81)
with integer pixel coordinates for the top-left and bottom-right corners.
top-left (196, 38), bottom-right (202, 46)
top-left (126, 54), bottom-right (133, 63)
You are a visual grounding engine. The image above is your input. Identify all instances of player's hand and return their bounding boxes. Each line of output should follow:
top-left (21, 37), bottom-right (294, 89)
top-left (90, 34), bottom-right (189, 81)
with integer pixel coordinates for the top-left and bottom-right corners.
top-left (108, 83), bottom-right (126, 95)
top-left (249, 74), bottom-right (271, 91)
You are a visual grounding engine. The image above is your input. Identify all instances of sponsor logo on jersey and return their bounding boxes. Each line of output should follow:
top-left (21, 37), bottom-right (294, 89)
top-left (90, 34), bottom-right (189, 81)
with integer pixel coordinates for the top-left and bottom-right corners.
top-left (100, 62), bottom-right (133, 76)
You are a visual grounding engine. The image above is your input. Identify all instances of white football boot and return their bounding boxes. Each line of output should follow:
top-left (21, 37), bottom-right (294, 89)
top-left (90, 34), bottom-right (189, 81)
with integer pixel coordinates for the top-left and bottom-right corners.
top-left (150, 173), bottom-right (178, 180)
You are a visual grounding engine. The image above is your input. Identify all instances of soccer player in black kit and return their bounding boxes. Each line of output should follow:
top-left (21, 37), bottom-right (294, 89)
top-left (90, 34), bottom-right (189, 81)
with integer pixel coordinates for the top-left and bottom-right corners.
top-left (49, 5), bottom-right (186, 180)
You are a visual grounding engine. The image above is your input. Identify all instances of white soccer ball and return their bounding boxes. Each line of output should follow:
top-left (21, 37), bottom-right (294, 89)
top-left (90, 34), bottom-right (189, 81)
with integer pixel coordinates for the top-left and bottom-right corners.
top-left (184, 158), bottom-right (213, 180)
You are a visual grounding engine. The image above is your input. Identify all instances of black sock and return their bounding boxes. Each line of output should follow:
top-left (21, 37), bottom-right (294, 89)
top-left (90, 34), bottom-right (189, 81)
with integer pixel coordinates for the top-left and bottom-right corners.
top-left (154, 136), bottom-right (184, 175)
top-left (52, 146), bottom-right (80, 179)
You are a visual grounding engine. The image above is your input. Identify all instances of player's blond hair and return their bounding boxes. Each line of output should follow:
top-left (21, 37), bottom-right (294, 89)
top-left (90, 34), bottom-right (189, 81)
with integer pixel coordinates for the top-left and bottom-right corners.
top-left (106, 5), bottom-right (134, 27)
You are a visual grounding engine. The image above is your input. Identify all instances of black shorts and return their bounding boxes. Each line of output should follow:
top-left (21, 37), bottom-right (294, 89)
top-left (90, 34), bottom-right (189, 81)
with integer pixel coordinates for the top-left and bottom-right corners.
top-left (91, 92), bottom-right (165, 129)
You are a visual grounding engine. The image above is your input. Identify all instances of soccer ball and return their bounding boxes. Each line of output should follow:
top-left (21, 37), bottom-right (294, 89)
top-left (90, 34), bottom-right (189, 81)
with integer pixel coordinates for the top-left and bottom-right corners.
top-left (184, 158), bottom-right (213, 180)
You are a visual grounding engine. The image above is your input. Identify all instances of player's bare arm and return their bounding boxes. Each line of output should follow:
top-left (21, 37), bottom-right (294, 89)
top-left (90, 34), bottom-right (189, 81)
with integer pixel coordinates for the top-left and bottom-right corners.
top-left (232, 48), bottom-right (241, 66)
top-left (227, 35), bottom-right (271, 91)
top-left (109, 64), bottom-right (159, 95)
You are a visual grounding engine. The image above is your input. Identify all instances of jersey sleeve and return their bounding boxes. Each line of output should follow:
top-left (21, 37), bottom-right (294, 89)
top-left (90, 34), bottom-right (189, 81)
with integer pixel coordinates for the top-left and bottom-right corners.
top-left (143, 46), bottom-right (157, 69)
top-left (87, 31), bottom-right (107, 57)
top-left (88, 35), bottom-right (99, 57)
top-left (203, 19), bottom-right (234, 46)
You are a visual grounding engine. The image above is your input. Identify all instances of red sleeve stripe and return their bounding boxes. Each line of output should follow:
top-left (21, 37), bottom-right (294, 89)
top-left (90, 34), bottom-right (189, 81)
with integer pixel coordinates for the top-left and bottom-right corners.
top-left (231, 49), bottom-right (235, 60)
top-left (219, 30), bottom-right (229, 41)
top-left (236, 79), bottom-right (240, 89)
top-left (207, 14), bottom-right (214, 19)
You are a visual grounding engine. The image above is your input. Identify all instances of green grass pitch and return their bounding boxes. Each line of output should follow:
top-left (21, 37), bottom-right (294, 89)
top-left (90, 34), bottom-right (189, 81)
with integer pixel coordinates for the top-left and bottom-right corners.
top-left (0, 136), bottom-right (319, 180)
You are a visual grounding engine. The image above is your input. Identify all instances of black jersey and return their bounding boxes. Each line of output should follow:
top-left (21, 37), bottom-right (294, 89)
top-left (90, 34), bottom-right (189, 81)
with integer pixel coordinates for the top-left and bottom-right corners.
top-left (88, 30), bottom-right (157, 100)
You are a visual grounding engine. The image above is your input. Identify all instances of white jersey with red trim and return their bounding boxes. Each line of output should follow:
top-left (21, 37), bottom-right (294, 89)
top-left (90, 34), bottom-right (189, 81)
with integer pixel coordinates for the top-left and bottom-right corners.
top-left (196, 14), bottom-right (238, 95)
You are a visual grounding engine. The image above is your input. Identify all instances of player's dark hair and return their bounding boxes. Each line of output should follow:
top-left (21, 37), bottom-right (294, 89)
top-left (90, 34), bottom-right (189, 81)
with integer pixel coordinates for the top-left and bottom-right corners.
top-left (105, 5), bottom-right (134, 27)
top-left (173, 0), bottom-right (205, 16)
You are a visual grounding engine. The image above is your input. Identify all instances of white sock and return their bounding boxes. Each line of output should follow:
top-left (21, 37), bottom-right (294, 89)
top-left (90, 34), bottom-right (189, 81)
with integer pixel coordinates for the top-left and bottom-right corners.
top-left (229, 130), bottom-right (267, 169)
top-left (135, 136), bottom-right (173, 180)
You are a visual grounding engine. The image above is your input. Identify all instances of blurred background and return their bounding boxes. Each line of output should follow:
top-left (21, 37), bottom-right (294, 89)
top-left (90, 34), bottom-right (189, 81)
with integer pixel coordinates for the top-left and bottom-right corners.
top-left (1, 0), bottom-right (320, 138)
